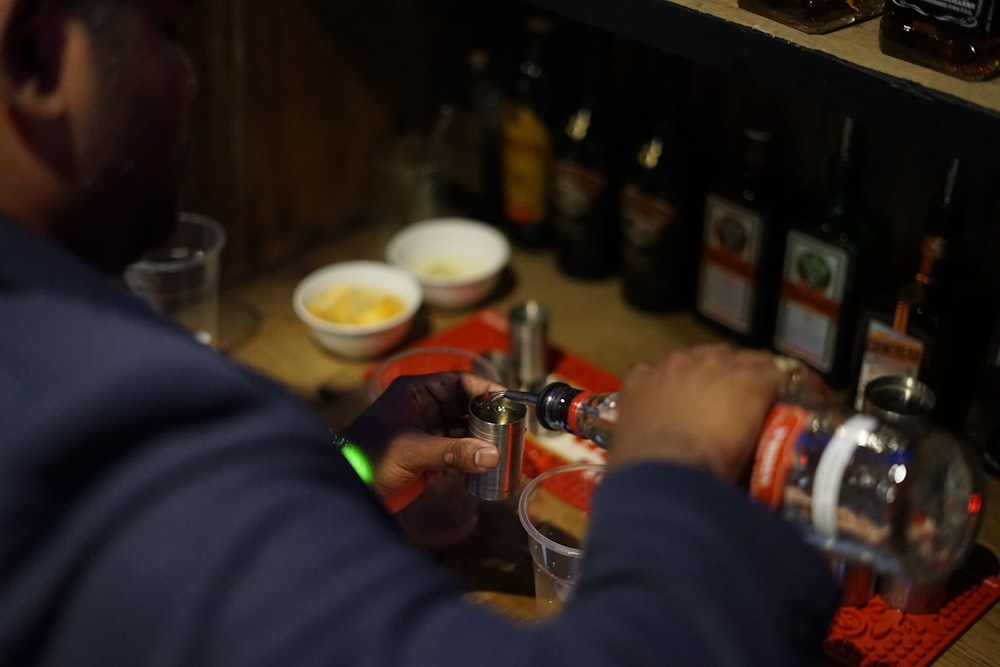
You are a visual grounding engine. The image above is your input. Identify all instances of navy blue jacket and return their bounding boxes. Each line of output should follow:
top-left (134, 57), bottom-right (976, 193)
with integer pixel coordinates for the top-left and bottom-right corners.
top-left (0, 219), bottom-right (839, 666)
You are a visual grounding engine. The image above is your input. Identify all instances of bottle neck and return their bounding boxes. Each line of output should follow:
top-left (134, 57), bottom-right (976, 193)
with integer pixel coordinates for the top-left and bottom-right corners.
top-left (535, 382), bottom-right (584, 432)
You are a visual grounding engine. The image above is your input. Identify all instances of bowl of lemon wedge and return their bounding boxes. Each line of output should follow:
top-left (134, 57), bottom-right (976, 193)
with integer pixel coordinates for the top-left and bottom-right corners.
top-left (293, 260), bottom-right (422, 359)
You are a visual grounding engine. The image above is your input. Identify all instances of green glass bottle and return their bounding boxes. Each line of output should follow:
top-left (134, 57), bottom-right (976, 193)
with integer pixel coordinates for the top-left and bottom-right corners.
top-left (695, 125), bottom-right (786, 348)
top-left (773, 117), bottom-right (885, 389)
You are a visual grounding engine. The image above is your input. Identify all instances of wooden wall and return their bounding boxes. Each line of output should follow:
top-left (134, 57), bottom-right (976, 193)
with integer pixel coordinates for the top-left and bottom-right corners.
top-left (177, 0), bottom-right (1000, 298)
top-left (178, 0), bottom-right (444, 282)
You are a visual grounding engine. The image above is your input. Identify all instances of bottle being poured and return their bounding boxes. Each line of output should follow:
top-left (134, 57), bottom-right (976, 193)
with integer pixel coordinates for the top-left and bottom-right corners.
top-left (494, 356), bottom-right (805, 448)
top-left (492, 363), bottom-right (984, 583)
top-left (498, 384), bottom-right (618, 447)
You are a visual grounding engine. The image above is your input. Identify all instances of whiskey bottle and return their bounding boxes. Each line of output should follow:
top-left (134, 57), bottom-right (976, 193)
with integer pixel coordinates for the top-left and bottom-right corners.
top-left (879, 0), bottom-right (1000, 81)
top-left (441, 49), bottom-right (504, 224)
top-left (500, 15), bottom-right (559, 247)
top-left (619, 57), bottom-right (697, 312)
top-left (696, 126), bottom-right (786, 348)
top-left (851, 158), bottom-right (994, 429)
top-left (773, 117), bottom-right (884, 389)
top-left (737, 0), bottom-right (884, 34)
top-left (551, 27), bottom-right (618, 279)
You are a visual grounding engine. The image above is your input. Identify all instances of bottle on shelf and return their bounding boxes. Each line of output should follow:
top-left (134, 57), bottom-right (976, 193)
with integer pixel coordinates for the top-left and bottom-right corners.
top-left (773, 116), bottom-right (886, 389)
top-left (964, 315), bottom-right (1000, 477)
top-left (695, 125), bottom-right (787, 348)
top-left (500, 379), bottom-right (984, 583)
top-left (879, 0), bottom-right (1000, 81)
top-left (500, 14), bottom-right (559, 248)
top-left (618, 55), bottom-right (698, 312)
top-left (849, 158), bottom-right (992, 429)
top-left (737, 0), bottom-right (884, 34)
top-left (440, 48), bottom-right (504, 224)
top-left (550, 26), bottom-right (619, 279)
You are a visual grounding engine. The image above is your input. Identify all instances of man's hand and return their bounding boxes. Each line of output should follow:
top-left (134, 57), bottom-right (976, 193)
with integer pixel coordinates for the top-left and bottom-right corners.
top-left (342, 371), bottom-right (506, 511)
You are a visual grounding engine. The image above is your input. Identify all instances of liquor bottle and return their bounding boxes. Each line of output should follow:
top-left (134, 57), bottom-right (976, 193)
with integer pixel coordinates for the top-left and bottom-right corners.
top-left (964, 316), bottom-right (1000, 477)
top-left (500, 15), bottom-right (559, 247)
top-left (695, 126), bottom-right (786, 348)
top-left (618, 57), bottom-right (697, 312)
top-left (502, 381), bottom-right (984, 582)
top-left (737, 0), bottom-right (884, 34)
top-left (441, 49), bottom-right (504, 224)
top-left (850, 158), bottom-right (988, 429)
top-left (854, 160), bottom-right (960, 425)
top-left (879, 0), bottom-right (1000, 81)
top-left (550, 27), bottom-right (618, 279)
top-left (773, 117), bottom-right (884, 389)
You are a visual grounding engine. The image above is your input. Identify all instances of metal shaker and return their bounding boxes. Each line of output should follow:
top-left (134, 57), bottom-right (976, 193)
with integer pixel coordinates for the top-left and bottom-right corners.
top-left (865, 375), bottom-right (949, 614)
top-left (508, 300), bottom-right (551, 435)
top-left (466, 394), bottom-right (527, 501)
top-left (508, 300), bottom-right (550, 391)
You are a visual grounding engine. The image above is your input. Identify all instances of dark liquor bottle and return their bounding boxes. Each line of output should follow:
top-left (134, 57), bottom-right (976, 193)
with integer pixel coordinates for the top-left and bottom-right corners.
top-left (500, 15), bottom-right (558, 247)
top-left (773, 117), bottom-right (884, 389)
top-left (964, 316), bottom-right (1000, 477)
top-left (737, 0), bottom-right (883, 34)
top-left (441, 49), bottom-right (504, 224)
top-left (852, 158), bottom-right (993, 429)
top-left (695, 126), bottom-right (786, 348)
top-left (551, 27), bottom-right (618, 279)
top-left (619, 57), bottom-right (696, 312)
top-left (880, 0), bottom-right (1000, 81)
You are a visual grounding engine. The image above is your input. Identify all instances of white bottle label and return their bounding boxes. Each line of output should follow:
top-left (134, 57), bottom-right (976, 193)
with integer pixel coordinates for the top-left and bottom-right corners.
top-left (696, 194), bottom-right (764, 334)
top-left (774, 230), bottom-right (851, 373)
top-left (853, 318), bottom-right (925, 410)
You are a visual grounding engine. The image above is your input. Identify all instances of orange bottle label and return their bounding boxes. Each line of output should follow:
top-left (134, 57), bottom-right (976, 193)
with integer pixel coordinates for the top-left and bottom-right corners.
top-left (749, 403), bottom-right (811, 509)
top-left (501, 105), bottom-right (552, 225)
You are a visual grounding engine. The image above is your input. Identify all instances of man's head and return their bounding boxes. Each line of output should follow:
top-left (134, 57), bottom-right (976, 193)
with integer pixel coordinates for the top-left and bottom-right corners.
top-left (0, 0), bottom-right (197, 274)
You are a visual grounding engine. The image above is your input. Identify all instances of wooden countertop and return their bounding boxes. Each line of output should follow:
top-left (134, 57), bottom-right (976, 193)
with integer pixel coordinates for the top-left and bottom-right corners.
top-left (220, 223), bottom-right (1000, 666)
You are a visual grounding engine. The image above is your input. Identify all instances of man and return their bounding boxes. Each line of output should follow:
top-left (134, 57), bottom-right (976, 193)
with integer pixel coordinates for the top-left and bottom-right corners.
top-left (0, 1), bottom-right (840, 666)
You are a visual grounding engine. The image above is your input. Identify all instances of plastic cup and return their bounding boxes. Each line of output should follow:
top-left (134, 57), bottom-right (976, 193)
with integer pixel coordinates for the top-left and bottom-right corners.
top-left (518, 462), bottom-right (605, 617)
top-left (368, 346), bottom-right (501, 549)
top-left (124, 212), bottom-right (227, 347)
top-left (370, 133), bottom-right (441, 242)
top-left (367, 345), bottom-right (501, 401)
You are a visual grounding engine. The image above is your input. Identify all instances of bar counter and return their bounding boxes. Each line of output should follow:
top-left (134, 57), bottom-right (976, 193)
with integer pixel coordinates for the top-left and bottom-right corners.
top-left (220, 224), bottom-right (1000, 666)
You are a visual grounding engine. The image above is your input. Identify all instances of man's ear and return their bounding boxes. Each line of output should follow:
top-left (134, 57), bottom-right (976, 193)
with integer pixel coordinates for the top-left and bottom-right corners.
top-left (0, 0), bottom-right (69, 120)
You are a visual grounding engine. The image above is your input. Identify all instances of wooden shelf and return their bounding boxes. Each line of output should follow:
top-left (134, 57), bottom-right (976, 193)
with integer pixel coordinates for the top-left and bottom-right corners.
top-left (525, 0), bottom-right (1000, 164)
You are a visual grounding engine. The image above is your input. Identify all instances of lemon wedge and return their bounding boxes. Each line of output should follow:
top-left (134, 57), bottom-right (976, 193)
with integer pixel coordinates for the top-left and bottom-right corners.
top-left (307, 285), bottom-right (405, 325)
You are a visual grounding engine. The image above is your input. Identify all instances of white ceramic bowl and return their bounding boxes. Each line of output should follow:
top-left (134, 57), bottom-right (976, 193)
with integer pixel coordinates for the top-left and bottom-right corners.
top-left (385, 217), bottom-right (510, 309)
top-left (292, 260), bottom-right (422, 359)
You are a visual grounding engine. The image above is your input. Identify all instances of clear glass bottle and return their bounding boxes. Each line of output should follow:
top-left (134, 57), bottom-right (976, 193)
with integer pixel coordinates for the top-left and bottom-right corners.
top-left (508, 381), bottom-right (984, 582)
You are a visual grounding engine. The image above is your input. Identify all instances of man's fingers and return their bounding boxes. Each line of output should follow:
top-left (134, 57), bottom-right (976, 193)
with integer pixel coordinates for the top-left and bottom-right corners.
top-left (390, 432), bottom-right (500, 473)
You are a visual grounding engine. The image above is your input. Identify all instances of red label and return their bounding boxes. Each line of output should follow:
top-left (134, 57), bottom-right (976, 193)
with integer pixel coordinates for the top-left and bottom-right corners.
top-left (566, 392), bottom-right (593, 437)
top-left (749, 403), bottom-right (811, 509)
